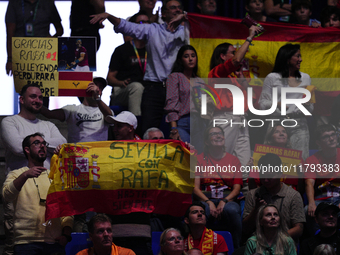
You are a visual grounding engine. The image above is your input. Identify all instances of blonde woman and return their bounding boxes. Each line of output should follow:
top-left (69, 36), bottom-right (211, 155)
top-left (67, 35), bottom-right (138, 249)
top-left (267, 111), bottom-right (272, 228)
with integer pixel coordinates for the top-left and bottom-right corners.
top-left (244, 204), bottom-right (296, 255)
top-left (159, 228), bottom-right (187, 255)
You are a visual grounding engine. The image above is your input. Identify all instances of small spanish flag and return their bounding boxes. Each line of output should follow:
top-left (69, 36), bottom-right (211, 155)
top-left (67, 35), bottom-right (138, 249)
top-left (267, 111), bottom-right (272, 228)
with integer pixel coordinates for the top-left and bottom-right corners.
top-left (58, 72), bottom-right (93, 96)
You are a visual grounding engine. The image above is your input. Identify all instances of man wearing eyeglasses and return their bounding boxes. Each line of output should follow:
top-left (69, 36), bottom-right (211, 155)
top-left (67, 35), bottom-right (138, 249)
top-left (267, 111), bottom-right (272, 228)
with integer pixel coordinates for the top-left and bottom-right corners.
top-left (183, 202), bottom-right (228, 255)
top-left (305, 124), bottom-right (340, 236)
top-left (2, 133), bottom-right (73, 255)
top-left (1, 83), bottom-right (66, 255)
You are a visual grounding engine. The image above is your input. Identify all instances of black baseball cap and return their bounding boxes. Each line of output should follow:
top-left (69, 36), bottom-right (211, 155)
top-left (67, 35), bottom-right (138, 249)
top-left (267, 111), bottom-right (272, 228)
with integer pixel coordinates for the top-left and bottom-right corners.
top-left (315, 202), bottom-right (340, 216)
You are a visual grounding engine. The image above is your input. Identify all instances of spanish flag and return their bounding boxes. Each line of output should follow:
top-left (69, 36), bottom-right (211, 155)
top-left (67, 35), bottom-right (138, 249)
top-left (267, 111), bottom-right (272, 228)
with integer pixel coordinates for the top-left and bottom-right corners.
top-left (188, 13), bottom-right (340, 115)
top-left (45, 140), bottom-right (194, 220)
top-left (58, 71), bottom-right (93, 97)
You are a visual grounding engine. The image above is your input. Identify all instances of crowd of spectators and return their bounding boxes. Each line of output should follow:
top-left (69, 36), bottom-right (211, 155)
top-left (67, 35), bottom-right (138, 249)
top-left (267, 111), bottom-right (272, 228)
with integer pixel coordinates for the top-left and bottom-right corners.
top-left (3, 0), bottom-right (340, 254)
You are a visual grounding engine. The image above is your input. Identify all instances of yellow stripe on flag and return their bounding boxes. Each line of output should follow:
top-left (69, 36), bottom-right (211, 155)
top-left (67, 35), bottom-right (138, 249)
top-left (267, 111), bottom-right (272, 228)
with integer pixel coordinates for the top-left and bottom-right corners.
top-left (58, 80), bottom-right (90, 90)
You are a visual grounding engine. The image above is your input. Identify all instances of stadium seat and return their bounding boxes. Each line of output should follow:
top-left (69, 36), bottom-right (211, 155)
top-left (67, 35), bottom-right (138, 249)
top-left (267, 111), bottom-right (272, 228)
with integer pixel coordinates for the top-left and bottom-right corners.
top-left (152, 231), bottom-right (162, 255)
top-left (215, 231), bottom-right (234, 255)
top-left (65, 232), bottom-right (93, 255)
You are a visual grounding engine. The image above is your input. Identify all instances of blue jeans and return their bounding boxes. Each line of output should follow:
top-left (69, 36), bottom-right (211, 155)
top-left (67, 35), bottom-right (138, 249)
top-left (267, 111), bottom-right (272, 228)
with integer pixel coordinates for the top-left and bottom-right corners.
top-left (177, 114), bottom-right (190, 143)
top-left (14, 242), bottom-right (65, 255)
top-left (202, 199), bottom-right (242, 249)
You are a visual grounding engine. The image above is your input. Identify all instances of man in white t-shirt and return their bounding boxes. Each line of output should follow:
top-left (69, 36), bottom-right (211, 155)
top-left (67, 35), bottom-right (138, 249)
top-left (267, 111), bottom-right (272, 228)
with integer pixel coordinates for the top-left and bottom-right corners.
top-left (40, 77), bottom-right (113, 232)
top-left (40, 77), bottom-right (113, 143)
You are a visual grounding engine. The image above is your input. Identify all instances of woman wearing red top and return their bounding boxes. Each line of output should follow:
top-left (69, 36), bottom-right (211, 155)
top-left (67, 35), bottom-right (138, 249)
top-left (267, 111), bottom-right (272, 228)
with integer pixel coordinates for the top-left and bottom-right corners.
top-left (195, 126), bottom-right (243, 248)
top-left (208, 25), bottom-right (261, 169)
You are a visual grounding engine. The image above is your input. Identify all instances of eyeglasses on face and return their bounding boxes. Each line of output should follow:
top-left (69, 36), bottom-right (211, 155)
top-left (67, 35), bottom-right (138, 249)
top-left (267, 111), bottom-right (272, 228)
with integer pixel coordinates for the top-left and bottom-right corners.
top-left (209, 132), bottom-right (224, 137)
top-left (167, 236), bottom-right (183, 242)
top-left (320, 133), bottom-right (338, 141)
top-left (30, 140), bottom-right (49, 147)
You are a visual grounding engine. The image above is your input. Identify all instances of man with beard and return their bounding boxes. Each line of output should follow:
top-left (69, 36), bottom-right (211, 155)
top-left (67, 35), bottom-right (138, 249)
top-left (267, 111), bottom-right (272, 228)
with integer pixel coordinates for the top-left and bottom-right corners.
top-left (300, 202), bottom-right (340, 255)
top-left (41, 78), bottom-right (113, 143)
top-left (1, 84), bottom-right (66, 176)
top-left (106, 112), bottom-right (153, 254)
top-left (184, 202), bottom-right (228, 255)
top-left (1, 83), bottom-right (66, 255)
top-left (106, 111), bottom-right (140, 140)
top-left (71, 39), bottom-right (90, 71)
top-left (2, 133), bottom-right (73, 255)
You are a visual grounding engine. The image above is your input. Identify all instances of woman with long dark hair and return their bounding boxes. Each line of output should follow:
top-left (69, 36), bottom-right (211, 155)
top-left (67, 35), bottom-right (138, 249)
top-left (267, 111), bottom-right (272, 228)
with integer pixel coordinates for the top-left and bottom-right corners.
top-left (164, 45), bottom-right (206, 150)
top-left (244, 204), bottom-right (296, 255)
top-left (194, 125), bottom-right (243, 248)
top-left (259, 44), bottom-right (313, 160)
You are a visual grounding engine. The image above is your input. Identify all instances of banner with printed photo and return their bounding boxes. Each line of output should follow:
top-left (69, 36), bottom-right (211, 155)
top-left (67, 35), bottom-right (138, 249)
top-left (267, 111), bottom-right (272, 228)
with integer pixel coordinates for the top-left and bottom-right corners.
top-left (45, 140), bottom-right (194, 220)
top-left (12, 37), bottom-right (96, 97)
top-left (57, 37), bottom-right (97, 72)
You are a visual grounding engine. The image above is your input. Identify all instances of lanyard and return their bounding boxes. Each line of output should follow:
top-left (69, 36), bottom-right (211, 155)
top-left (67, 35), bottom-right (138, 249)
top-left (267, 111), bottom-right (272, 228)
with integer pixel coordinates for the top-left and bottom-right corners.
top-left (132, 40), bottom-right (147, 75)
top-left (32, 170), bottom-right (51, 204)
top-left (22, 0), bottom-right (40, 23)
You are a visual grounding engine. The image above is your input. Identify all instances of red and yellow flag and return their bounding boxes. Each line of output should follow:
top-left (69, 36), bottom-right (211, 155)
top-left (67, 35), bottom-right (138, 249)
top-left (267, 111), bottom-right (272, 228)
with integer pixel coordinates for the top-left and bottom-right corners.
top-left (45, 140), bottom-right (194, 220)
top-left (188, 13), bottom-right (340, 115)
top-left (58, 72), bottom-right (93, 97)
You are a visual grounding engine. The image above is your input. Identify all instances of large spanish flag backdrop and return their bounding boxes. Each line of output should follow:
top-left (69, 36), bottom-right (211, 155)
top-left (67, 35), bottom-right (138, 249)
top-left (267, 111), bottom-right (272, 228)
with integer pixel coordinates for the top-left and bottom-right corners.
top-left (45, 140), bottom-right (194, 220)
top-left (188, 13), bottom-right (340, 115)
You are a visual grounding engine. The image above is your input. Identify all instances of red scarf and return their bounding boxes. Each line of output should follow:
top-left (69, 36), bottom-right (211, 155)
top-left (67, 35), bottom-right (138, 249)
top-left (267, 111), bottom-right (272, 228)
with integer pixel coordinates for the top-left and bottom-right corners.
top-left (187, 228), bottom-right (214, 255)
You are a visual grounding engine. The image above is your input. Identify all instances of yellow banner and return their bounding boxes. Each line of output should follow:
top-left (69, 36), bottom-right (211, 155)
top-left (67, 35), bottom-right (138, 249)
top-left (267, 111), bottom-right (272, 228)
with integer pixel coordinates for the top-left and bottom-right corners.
top-left (12, 37), bottom-right (59, 96)
top-left (253, 144), bottom-right (302, 179)
top-left (46, 140), bottom-right (194, 219)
